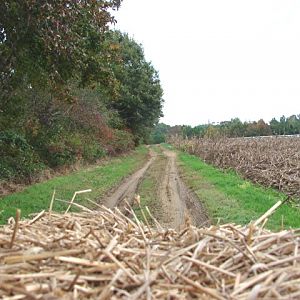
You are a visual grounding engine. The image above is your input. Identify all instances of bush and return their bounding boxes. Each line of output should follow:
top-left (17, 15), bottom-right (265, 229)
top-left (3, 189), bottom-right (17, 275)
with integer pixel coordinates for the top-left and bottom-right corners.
top-left (0, 131), bottom-right (44, 181)
top-left (42, 134), bottom-right (108, 167)
top-left (83, 141), bottom-right (106, 162)
top-left (109, 129), bottom-right (135, 154)
top-left (45, 137), bottom-right (81, 168)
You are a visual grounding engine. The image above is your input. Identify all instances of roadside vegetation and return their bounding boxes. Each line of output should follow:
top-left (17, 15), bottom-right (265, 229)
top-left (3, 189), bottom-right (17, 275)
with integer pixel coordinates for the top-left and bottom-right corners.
top-left (0, 146), bottom-right (148, 224)
top-left (0, 1), bottom-right (163, 186)
top-left (176, 150), bottom-right (300, 230)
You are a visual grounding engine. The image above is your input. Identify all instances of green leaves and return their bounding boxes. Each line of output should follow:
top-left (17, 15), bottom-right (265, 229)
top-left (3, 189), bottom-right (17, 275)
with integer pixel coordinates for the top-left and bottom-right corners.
top-left (0, 0), bottom-right (122, 93)
top-left (106, 31), bottom-right (164, 144)
top-left (0, 3), bottom-right (164, 182)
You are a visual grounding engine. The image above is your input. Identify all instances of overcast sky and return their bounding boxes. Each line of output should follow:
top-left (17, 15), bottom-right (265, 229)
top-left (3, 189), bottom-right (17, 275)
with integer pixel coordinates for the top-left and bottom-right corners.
top-left (114, 0), bottom-right (300, 126)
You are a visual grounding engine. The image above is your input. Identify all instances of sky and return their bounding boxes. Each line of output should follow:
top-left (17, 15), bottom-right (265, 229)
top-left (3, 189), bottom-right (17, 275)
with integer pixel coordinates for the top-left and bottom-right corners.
top-left (114, 0), bottom-right (300, 126)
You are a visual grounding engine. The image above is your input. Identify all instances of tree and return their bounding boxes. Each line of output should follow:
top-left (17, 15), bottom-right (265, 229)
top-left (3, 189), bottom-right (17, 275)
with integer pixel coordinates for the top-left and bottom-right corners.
top-left (286, 115), bottom-right (300, 135)
top-left (105, 31), bottom-right (164, 144)
top-left (150, 123), bottom-right (170, 144)
top-left (279, 116), bottom-right (287, 135)
top-left (204, 125), bottom-right (221, 138)
top-left (0, 0), bottom-right (121, 96)
top-left (226, 118), bottom-right (246, 137)
top-left (270, 118), bottom-right (280, 135)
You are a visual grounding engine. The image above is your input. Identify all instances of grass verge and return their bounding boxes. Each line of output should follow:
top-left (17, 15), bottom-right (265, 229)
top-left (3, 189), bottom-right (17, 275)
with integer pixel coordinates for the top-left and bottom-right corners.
top-left (134, 146), bottom-right (165, 223)
top-left (177, 151), bottom-right (300, 230)
top-left (0, 146), bottom-right (148, 224)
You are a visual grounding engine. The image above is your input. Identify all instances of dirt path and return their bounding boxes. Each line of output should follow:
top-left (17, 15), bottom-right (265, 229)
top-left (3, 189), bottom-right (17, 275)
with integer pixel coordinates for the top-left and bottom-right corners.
top-left (158, 150), bottom-right (186, 228)
top-left (103, 149), bottom-right (157, 208)
top-left (159, 149), bottom-right (209, 229)
top-left (102, 146), bottom-right (209, 229)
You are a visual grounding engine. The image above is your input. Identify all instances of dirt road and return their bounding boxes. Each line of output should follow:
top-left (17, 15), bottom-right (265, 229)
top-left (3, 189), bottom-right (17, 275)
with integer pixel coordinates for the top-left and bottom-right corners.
top-left (103, 148), bottom-right (156, 209)
top-left (102, 146), bottom-right (209, 229)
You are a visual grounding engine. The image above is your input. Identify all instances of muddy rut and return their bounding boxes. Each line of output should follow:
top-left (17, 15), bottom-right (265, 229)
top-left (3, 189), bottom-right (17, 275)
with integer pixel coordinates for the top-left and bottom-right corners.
top-left (102, 147), bottom-right (209, 229)
top-left (103, 149), bottom-right (156, 208)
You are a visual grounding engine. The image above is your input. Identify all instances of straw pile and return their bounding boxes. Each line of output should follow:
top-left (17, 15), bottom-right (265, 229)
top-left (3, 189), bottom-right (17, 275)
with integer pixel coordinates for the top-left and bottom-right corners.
top-left (1, 201), bottom-right (300, 299)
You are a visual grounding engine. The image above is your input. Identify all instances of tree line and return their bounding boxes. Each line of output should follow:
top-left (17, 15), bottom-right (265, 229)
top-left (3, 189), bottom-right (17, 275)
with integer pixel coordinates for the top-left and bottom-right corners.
top-left (0, 1), bottom-right (163, 182)
top-left (151, 115), bottom-right (300, 143)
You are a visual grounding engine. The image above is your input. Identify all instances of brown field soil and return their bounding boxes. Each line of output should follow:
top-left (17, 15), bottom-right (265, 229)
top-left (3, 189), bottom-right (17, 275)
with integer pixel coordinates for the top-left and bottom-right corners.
top-left (100, 146), bottom-right (209, 229)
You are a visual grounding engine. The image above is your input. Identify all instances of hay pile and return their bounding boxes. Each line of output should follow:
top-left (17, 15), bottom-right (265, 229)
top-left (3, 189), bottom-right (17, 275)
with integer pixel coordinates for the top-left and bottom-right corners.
top-left (0, 201), bottom-right (300, 299)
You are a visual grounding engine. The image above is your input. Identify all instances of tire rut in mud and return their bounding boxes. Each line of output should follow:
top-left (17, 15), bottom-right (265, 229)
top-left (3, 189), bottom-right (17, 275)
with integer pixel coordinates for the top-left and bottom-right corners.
top-left (101, 146), bottom-right (209, 230)
top-left (159, 149), bottom-right (209, 229)
top-left (101, 149), bottom-right (157, 208)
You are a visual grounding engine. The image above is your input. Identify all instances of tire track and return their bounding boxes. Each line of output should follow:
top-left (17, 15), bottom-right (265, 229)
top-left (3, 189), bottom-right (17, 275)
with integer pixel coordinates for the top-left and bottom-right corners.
top-left (159, 149), bottom-right (209, 229)
top-left (103, 149), bottom-right (157, 208)
top-left (102, 146), bottom-right (209, 230)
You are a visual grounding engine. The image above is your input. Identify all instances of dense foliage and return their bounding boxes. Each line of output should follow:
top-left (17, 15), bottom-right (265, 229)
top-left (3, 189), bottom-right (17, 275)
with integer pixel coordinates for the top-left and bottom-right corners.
top-left (0, 1), bottom-right (163, 182)
top-left (103, 31), bottom-right (164, 144)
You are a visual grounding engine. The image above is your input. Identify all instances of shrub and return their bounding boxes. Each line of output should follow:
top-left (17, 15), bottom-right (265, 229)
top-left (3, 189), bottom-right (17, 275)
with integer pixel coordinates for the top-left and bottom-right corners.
top-left (82, 141), bottom-right (106, 162)
top-left (0, 131), bottom-right (44, 181)
top-left (109, 129), bottom-right (135, 154)
top-left (45, 137), bottom-right (80, 168)
top-left (42, 134), bottom-right (108, 167)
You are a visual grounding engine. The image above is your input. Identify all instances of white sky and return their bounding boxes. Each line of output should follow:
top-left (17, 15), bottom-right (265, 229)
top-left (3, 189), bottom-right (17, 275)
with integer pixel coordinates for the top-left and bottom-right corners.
top-left (114, 0), bottom-right (300, 126)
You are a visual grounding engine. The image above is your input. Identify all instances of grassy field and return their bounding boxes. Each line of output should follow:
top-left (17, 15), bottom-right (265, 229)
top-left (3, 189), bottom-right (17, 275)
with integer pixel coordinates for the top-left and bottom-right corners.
top-left (0, 146), bottom-right (148, 224)
top-left (177, 150), bottom-right (300, 230)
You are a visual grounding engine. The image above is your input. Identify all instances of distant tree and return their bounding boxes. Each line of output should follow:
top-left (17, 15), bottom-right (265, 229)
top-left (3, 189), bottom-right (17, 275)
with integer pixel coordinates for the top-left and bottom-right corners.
top-left (279, 116), bottom-right (287, 135)
top-left (182, 125), bottom-right (194, 138)
top-left (169, 125), bottom-right (184, 136)
top-left (204, 125), bottom-right (221, 138)
top-left (150, 123), bottom-right (170, 144)
top-left (286, 115), bottom-right (300, 134)
top-left (256, 119), bottom-right (272, 136)
top-left (227, 118), bottom-right (246, 137)
top-left (192, 125), bottom-right (209, 137)
top-left (270, 118), bottom-right (281, 135)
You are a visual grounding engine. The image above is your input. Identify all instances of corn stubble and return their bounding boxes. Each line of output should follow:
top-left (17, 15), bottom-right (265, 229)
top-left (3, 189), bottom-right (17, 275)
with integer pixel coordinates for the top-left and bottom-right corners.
top-left (0, 196), bottom-right (299, 299)
top-left (170, 136), bottom-right (300, 199)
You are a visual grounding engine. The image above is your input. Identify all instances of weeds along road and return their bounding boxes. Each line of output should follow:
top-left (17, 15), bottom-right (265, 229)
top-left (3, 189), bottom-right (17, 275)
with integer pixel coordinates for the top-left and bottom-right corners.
top-left (101, 145), bottom-right (209, 230)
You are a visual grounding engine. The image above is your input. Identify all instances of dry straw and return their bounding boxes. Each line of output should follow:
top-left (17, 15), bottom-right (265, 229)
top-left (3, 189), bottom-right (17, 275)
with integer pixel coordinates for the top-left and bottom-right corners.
top-left (169, 136), bottom-right (300, 199)
top-left (0, 192), bottom-right (299, 299)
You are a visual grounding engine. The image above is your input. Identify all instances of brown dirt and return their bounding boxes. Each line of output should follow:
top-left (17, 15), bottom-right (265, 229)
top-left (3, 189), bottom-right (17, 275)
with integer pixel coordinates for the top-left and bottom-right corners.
top-left (103, 146), bottom-right (209, 229)
top-left (103, 149), bottom-right (157, 208)
top-left (159, 149), bottom-right (209, 230)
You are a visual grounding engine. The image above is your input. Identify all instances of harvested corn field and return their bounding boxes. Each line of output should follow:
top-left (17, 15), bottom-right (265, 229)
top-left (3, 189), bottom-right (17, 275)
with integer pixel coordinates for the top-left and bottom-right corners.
top-left (170, 136), bottom-right (300, 199)
top-left (1, 201), bottom-right (300, 299)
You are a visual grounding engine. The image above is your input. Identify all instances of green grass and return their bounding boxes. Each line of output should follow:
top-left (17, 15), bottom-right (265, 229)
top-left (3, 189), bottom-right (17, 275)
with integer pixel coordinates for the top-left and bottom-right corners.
top-left (0, 146), bottom-right (148, 224)
top-left (177, 151), bottom-right (300, 230)
top-left (134, 147), bottom-right (165, 223)
top-left (134, 177), bottom-right (156, 223)
top-left (151, 144), bottom-right (163, 154)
